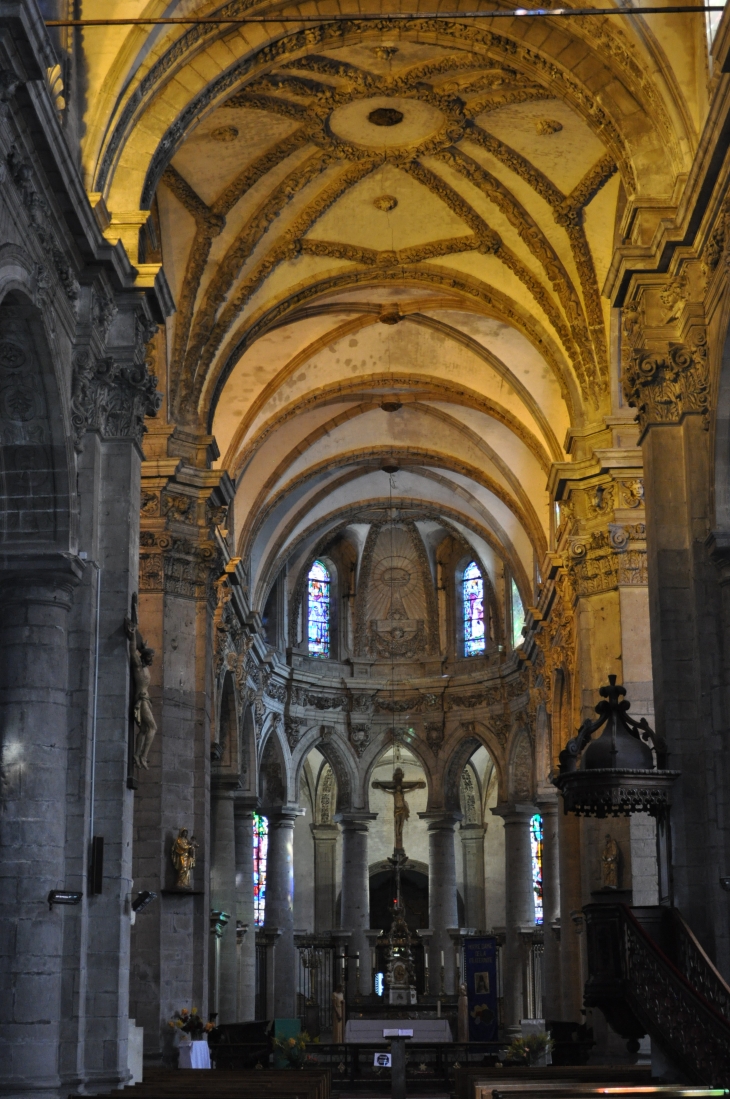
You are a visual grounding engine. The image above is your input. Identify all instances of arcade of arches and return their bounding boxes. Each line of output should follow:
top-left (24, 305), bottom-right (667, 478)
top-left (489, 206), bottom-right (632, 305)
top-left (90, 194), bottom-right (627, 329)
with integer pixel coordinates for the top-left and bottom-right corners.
top-left (3, 0), bottom-right (730, 1092)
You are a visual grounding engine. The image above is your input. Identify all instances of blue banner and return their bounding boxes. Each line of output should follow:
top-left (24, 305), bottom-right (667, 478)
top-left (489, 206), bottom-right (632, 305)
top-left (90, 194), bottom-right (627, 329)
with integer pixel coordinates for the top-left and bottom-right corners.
top-left (464, 937), bottom-right (498, 1042)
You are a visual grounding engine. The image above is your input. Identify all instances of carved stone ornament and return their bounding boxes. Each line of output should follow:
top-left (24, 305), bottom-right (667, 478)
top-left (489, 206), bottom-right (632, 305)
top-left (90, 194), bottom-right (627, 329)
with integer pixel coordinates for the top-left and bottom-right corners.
top-left (7, 146), bottom-right (80, 304)
top-left (622, 333), bottom-right (709, 435)
top-left (424, 720), bottom-right (445, 754)
top-left (349, 723), bottom-right (371, 756)
top-left (71, 350), bottom-right (162, 448)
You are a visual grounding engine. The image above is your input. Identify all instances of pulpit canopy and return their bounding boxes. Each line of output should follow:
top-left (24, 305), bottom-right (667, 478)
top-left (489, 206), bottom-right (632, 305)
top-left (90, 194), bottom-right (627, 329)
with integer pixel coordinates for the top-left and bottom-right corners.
top-left (552, 676), bottom-right (679, 818)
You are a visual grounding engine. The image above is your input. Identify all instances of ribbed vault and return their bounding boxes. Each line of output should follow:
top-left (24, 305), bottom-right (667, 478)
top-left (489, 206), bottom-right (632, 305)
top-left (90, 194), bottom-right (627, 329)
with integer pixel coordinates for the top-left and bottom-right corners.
top-left (82, 0), bottom-right (704, 619)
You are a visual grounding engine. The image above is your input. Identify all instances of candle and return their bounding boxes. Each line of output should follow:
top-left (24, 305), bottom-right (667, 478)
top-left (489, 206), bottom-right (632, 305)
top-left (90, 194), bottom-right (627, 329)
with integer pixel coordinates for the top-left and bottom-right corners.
top-left (440, 950), bottom-right (444, 967)
top-left (371, 949), bottom-right (376, 971)
top-left (424, 951), bottom-right (429, 969)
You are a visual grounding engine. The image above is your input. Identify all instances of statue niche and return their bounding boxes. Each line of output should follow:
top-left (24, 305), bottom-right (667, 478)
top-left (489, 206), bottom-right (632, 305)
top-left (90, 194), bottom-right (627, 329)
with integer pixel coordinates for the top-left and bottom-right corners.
top-left (354, 522), bottom-right (438, 660)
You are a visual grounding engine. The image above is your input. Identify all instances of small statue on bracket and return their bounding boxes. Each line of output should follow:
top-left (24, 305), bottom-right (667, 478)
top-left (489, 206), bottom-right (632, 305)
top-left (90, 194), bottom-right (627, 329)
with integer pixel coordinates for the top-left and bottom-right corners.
top-left (601, 833), bottom-right (621, 890)
top-left (172, 828), bottom-right (198, 889)
top-left (125, 602), bottom-right (156, 770)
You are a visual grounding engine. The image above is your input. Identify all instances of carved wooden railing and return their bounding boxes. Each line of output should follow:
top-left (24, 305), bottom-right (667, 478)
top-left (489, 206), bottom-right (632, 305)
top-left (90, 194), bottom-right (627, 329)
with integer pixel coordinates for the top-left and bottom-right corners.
top-left (584, 904), bottom-right (730, 1086)
top-left (668, 907), bottom-right (730, 1023)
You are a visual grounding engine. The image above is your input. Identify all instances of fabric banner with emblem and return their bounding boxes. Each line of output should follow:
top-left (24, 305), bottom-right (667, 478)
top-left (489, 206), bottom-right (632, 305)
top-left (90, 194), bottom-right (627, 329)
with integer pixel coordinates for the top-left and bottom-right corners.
top-left (464, 936), bottom-right (499, 1042)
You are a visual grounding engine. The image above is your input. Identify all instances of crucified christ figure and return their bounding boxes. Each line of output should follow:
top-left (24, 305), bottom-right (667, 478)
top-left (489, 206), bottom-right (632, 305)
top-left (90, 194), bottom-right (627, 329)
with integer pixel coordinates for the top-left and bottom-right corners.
top-left (372, 767), bottom-right (426, 852)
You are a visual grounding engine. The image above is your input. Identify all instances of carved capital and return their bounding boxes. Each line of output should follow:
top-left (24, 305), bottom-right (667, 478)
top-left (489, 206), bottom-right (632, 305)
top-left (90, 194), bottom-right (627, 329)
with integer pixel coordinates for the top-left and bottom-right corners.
top-left (622, 332), bottom-right (708, 436)
top-left (72, 350), bottom-right (162, 448)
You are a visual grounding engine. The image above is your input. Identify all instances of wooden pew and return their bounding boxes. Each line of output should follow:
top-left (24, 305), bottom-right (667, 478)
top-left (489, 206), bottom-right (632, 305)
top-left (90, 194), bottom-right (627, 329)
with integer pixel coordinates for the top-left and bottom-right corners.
top-left (83, 1067), bottom-right (331, 1099)
top-left (454, 1063), bottom-right (653, 1099)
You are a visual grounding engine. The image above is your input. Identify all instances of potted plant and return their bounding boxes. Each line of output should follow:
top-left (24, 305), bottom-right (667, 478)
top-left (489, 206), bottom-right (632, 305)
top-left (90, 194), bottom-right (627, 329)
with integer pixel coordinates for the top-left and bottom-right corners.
top-left (168, 1007), bottom-right (214, 1043)
top-left (272, 1031), bottom-right (314, 1069)
top-left (505, 1032), bottom-right (554, 1066)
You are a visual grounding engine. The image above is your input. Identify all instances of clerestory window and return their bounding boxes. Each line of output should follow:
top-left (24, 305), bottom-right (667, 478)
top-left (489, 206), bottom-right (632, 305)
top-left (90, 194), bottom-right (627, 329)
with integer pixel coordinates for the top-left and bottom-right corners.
top-left (463, 561), bottom-right (486, 656)
top-left (307, 559), bottom-right (330, 657)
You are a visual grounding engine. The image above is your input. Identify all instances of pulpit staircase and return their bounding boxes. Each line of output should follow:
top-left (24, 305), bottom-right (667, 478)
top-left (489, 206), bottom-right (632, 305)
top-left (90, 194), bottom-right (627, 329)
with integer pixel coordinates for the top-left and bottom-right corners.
top-left (584, 903), bottom-right (730, 1086)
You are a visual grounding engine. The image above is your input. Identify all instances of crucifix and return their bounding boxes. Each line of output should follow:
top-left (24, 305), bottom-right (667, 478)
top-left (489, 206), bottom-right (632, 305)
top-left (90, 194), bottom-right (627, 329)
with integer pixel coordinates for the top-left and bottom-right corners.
top-left (372, 766), bottom-right (426, 853)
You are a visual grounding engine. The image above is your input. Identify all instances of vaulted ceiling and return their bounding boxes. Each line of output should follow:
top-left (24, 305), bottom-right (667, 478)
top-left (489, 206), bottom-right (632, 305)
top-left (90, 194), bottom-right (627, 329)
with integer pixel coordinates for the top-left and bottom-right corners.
top-left (82, 2), bottom-right (704, 613)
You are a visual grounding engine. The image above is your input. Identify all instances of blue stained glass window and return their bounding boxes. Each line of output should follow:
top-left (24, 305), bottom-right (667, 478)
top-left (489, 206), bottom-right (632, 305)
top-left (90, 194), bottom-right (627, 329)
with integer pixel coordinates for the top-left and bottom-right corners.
top-left (530, 813), bottom-right (544, 925)
top-left (253, 813), bottom-right (268, 927)
top-left (511, 578), bottom-right (525, 649)
top-left (308, 560), bottom-right (330, 656)
top-left (463, 561), bottom-right (485, 656)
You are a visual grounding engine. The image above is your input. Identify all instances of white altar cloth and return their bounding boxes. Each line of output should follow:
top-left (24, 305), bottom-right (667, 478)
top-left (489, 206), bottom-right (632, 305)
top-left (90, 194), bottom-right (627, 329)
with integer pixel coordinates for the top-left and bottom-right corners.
top-left (178, 1040), bottom-right (211, 1068)
top-left (345, 1018), bottom-right (452, 1043)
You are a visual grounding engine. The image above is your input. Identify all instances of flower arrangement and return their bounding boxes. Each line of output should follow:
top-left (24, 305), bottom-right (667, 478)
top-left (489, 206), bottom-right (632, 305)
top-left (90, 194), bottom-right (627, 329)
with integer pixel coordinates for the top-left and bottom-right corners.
top-left (272, 1031), bottom-right (315, 1068)
top-left (505, 1032), bottom-right (554, 1066)
top-left (168, 1008), bottom-right (214, 1041)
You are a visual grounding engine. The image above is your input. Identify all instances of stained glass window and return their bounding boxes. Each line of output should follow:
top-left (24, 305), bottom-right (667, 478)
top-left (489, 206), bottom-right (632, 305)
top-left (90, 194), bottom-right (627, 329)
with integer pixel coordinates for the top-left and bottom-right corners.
top-left (308, 560), bottom-right (330, 657)
top-left (253, 812), bottom-right (268, 927)
top-left (511, 578), bottom-right (525, 649)
top-left (463, 561), bottom-right (485, 656)
top-left (530, 813), bottom-right (544, 925)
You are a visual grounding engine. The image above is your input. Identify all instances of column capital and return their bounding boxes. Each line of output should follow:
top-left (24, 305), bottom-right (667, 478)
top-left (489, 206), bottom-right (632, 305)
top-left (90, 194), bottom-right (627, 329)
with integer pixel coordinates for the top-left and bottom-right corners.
top-left (0, 551), bottom-right (84, 605)
top-left (460, 822), bottom-right (487, 836)
top-left (233, 793), bottom-right (260, 817)
top-left (491, 802), bottom-right (536, 823)
top-left (535, 789), bottom-right (560, 814)
top-left (261, 804), bottom-right (303, 825)
top-left (334, 811), bottom-right (377, 828)
top-left (418, 810), bottom-right (463, 830)
top-left (310, 822), bottom-right (339, 838)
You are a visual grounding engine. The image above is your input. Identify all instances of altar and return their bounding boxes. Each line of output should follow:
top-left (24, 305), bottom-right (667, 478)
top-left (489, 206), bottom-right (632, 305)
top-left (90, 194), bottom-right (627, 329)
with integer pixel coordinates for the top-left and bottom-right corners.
top-left (345, 1018), bottom-right (453, 1043)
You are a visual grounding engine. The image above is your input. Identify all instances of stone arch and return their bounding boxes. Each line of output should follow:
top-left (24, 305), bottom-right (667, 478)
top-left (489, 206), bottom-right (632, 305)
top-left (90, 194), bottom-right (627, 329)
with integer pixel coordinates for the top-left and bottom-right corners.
top-left (315, 762), bottom-right (337, 826)
top-left (509, 730), bottom-right (534, 802)
top-left (214, 669), bottom-right (238, 767)
top-left (239, 703), bottom-right (257, 798)
top-left (258, 717), bottom-right (291, 806)
top-left (293, 727), bottom-right (358, 812)
top-left (0, 291), bottom-right (72, 553)
top-left (442, 734), bottom-right (502, 813)
top-left (362, 733), bottom-right (434, 813)
top-left (459, 761), bottom-right (481, 825)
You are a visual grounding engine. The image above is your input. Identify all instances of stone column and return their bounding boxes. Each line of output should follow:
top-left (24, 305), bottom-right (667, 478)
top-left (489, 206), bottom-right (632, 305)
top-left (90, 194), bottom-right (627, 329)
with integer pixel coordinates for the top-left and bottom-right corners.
top-left (460, 824), bottom-right (487, 931)
top-left (0, 562), bottom-right (82, 1096)
top-left (423, 813), bottom-right (460, 995)
top-left (234, 801), bottom-right (257, 1021)
top-left (557, 808), bottom-right (584, 1021)
top-left (336, 812), bottom-right (376, 997)
top-left (622, 311), bottom-right (725, 960)
top-left (311, 824), bottom-right (338, 933)
top-left (536, 793), bottom-right (561, 1022)
top-left (264, 808), bottom-right (299, 1018)
top-left (210, 787), bottom-right (237, 1022)
top-left (130, 426), bottom-right (233, 1060)
top-left (492, 804), bottom-right (535, 1032)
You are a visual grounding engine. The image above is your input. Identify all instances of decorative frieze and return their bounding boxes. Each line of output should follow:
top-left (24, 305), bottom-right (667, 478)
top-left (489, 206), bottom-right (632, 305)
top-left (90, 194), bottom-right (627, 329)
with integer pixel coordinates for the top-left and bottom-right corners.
top-left (139, 531), bottom-right (218, 598)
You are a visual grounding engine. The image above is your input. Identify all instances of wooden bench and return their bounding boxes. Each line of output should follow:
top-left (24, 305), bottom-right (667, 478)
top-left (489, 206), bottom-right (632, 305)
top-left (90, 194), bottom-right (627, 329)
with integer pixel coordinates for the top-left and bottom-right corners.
top-left (454, 1064), bottom-right (652, 1099)
top-left (84, 1067), bottom-right (331, 1099)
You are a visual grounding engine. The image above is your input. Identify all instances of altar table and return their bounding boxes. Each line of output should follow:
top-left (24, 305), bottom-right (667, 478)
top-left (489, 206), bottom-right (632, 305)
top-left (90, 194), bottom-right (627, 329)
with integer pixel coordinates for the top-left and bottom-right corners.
top-left (345, 1017), bottom-right (453, 1043)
